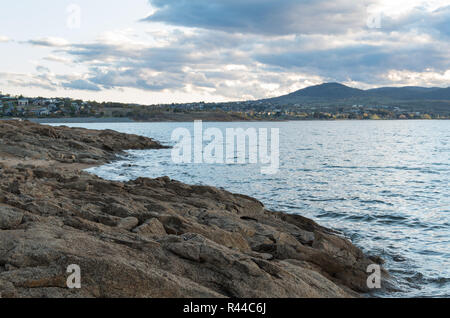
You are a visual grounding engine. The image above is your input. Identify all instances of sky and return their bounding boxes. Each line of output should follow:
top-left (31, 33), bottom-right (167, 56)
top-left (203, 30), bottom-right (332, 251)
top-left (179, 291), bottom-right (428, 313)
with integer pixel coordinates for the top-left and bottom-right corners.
top-left (1, 0), bottom-right (450, 104)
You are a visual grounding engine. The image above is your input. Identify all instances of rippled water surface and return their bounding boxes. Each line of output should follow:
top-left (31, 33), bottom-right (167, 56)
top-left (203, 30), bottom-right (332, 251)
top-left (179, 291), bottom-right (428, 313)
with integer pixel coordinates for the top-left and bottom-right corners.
top-left (51, 120), bottom-right (449, 297)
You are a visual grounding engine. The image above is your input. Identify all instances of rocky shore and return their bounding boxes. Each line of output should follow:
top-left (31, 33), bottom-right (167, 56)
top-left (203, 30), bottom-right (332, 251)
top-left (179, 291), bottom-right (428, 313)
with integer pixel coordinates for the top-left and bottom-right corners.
top-left (0, 120), bottom-right (386, 298)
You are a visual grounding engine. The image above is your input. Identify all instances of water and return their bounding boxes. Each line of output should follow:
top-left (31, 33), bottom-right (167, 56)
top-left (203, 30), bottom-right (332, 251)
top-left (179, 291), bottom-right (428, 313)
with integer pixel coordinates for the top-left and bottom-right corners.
top-left (49, 120), bottom-right (450, 297)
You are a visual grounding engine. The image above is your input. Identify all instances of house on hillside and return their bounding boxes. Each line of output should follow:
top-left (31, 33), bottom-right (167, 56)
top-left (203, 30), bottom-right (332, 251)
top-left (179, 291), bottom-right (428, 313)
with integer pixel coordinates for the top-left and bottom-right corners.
top-left (32, 99), bottom-right (47, 106)
top-left (48, 104), bottom-right (58, 112)
top-left (18, 99), bottom-right (29, 107)
top-left (4, 102), bottom-right (15, 116)
top-left (39, 108), bottom-right (50, 116)
top-left (71, 102), bottom-right (81, 113)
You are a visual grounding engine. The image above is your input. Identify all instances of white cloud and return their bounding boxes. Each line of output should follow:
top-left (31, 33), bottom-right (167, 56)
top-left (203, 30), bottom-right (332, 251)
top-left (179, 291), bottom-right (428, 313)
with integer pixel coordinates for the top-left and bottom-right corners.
top-left (383, 69), bottom-right (450, 86)
top-left (43, 55), bottom-right (73, 64)
top-left (372, 0), bottom-right (448, 17)
top-left (27, 37), bottom-right (70, 47)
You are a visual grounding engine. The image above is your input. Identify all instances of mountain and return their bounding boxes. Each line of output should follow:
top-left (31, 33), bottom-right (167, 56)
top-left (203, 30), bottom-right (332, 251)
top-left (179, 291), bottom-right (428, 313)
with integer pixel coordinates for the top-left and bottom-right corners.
top-left (264, 83), bottom-right (450, 104)
top-left (284, 82), bottom-right (367, 99)
top-left (366, 86), bottom-right (450, 100)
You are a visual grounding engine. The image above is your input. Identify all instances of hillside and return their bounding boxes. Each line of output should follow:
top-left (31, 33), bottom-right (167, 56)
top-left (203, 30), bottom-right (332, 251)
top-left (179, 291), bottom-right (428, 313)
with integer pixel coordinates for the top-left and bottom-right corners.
top-left (264, 83), bottom-right (450, 104)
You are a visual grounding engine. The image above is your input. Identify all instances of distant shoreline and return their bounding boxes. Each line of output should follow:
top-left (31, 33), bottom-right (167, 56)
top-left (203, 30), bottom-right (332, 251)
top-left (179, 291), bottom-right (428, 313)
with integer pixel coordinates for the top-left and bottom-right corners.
top-left (1, 117), bottom-right (448, 124)
top-left (24, 117), bottom-right (137, 124)
top-left (14, 117), bottom-right (450, 124)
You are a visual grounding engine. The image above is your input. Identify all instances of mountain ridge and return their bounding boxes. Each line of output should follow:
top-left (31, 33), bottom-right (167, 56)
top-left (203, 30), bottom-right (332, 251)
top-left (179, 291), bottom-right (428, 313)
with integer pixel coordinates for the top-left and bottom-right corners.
top-left (264, 82), bottom-right (450, 104)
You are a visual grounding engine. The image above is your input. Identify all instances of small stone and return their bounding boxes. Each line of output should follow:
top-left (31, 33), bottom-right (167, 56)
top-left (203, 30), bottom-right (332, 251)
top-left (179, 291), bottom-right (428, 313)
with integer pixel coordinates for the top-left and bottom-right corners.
top-left (133, 218), bottom-right (167, 237)
top-left (0, 280), bottom-right (17, 298)
top-left (117, 217), bottom-right (139, 231)
top-left (296, 230), bottom-right (315, 245)
top-left (393, 256), bottom-right (406, 263)
top-left (369, 255), bottom-right (385, 265)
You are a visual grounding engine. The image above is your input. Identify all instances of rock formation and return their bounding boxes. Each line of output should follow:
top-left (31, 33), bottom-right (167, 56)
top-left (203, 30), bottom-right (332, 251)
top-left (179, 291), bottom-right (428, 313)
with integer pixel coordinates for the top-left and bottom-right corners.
top-left (0, 120), bottom-right (386, 298)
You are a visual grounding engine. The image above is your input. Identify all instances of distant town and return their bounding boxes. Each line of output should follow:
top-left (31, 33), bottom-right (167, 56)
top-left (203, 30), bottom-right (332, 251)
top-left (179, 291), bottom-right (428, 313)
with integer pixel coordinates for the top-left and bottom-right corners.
top-left (1, 88), bottom-right (449, 122)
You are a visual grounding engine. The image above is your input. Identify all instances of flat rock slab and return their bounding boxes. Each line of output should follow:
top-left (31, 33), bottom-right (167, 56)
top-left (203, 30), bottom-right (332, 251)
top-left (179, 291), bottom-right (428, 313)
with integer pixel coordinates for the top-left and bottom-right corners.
top-left (117, 217), bottom-right (139, 230)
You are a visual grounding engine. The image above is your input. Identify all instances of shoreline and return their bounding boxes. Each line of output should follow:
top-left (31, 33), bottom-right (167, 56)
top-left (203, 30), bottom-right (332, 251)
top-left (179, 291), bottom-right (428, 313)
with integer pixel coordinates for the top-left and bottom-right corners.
top-left (1, 117), bottom-right (446, 124)
top-left (0, 120), bottom-right (389, 298)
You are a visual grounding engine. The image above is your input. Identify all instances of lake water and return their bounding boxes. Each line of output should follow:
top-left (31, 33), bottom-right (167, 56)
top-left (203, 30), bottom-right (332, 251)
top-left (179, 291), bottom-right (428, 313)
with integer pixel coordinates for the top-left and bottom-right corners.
top-left (49, 120), bottom-right (449, 298)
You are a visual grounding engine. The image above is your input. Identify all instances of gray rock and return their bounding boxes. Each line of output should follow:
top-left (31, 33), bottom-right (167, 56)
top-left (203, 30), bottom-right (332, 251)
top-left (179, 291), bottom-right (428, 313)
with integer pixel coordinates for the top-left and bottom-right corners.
top-left (133, 218), bottom-right (167, 237)
top-left (0, 280), bottom-right (17, 298)
top-left (117, 217), bottom-right (139, 230)
top-left (0, 206), bottom-right (23, 230)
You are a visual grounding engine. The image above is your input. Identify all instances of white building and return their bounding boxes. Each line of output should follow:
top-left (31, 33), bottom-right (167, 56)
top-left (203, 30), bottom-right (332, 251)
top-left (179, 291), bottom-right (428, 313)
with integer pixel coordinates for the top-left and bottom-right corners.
top-left (39, 108), bottom-right (50, 116)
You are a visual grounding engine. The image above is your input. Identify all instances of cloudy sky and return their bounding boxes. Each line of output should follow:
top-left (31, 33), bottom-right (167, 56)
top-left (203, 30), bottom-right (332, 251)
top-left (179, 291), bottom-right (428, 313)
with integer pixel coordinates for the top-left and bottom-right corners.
top-left (1, 0), bottom-right (450, 104)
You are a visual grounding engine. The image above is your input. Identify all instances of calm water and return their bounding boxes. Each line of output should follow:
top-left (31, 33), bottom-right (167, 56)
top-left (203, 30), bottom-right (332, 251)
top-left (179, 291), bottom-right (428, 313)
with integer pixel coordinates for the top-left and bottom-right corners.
top-left (50, 120), bottom-right (450, 297)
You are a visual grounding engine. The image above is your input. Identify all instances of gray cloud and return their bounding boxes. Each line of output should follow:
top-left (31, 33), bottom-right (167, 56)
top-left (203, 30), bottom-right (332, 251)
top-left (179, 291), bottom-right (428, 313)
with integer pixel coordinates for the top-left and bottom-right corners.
top-left (62, 79), bottom-right (102, 91)
top-left (0, 72), bottom-right (58, 91)
top-left (373, 5), bottom-right (450, 37)
top-left (36, 65), bottom-right (51, 74)
top-left (254, 42), bottom-right (450, 84)
top-left (145, 0), bottom-right (374, 35)
top-left (88, 68), bottom-right (185, 91)
top-left (433, 6), bottom-right (450, 36)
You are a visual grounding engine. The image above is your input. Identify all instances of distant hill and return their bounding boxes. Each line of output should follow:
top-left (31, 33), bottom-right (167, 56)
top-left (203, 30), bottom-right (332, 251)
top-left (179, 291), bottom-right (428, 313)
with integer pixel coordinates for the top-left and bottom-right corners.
top-left (367, 86), bottom-right (450, 100)
top-left (264, 83), bottom-right (450, 104)
top-left (282, 83), bottom-right (367, 99)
